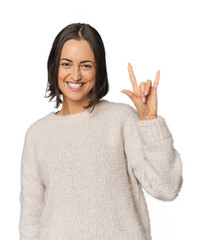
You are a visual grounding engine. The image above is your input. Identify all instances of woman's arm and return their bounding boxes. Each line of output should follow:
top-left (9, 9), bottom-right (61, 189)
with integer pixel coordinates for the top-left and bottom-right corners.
top-left (123, 106), bottom-right (183, 201)
top-left (19, 127), bottom-right (45, 240)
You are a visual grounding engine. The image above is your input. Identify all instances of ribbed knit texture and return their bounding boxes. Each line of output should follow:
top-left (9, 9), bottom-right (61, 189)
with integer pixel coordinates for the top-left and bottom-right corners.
top-left (19, 99), bottom-right (183, 240)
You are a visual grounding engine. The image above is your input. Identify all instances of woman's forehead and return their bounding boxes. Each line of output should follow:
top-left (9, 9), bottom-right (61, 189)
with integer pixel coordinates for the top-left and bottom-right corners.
top-left (60, 39), bottom-right (95, 61)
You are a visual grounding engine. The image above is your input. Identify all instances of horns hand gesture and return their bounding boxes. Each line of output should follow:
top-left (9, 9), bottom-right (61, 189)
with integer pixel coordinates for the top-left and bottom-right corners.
top-left (121, 63), bottom-right (160, 120)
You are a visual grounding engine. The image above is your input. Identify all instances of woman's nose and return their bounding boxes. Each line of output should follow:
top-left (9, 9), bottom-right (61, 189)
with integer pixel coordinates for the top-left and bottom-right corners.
top-left (71, 65), bottom-right (82, 80)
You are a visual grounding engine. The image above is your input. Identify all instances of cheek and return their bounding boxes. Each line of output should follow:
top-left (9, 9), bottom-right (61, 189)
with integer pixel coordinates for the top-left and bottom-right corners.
top-left (58, 68), bottom-right (69, 80)
top-left (84, 71), bottom-right (96, 81)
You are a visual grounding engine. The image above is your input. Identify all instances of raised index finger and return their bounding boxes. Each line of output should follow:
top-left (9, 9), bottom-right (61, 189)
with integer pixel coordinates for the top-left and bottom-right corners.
top-left (128, 63), bottom-right (139, 89)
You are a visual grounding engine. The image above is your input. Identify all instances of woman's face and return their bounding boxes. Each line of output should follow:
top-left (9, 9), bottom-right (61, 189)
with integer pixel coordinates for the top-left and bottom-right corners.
top-left (58, 39), bottom-right (96, 103)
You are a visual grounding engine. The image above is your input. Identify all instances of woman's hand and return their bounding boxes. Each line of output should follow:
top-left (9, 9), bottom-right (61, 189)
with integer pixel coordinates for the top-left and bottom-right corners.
top-left (121, 63), bottom-right (160, 120)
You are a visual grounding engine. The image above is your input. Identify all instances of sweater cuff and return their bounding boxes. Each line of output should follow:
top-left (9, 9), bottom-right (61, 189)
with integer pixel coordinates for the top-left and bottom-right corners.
top-left (137, 115), bottom-right (172, 143)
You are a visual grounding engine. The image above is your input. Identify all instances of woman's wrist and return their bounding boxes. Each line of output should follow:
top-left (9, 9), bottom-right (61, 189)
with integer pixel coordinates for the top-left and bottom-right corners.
top-left (140, 115), bottom-right (158, 120)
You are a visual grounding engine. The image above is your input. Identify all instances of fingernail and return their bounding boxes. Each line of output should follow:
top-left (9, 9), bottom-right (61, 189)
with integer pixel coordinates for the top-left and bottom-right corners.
top-left (142, 97), bottom-right (146, 103)
top-left (145, 90), bottom-right (148, 96)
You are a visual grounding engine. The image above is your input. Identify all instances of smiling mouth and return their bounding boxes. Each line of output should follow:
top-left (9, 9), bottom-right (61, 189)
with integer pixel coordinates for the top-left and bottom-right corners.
top-left (65, 81), bottom-right (86, 91)
top-left (66, 82), bottom-right (85, 87)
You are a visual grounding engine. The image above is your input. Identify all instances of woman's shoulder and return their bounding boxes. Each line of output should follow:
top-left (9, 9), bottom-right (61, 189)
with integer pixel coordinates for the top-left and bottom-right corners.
top-left (24, 112), bottom-right (53, 136)
top-left (105, 99), bottom-right (138, 116)
top-left (101, 99), bottom-right (139, 124)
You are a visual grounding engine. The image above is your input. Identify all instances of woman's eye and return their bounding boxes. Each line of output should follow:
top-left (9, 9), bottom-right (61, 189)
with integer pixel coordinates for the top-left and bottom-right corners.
top-left (61, 63), bottom-right (71, 67)
top-left (81, 65), bottom-right (92, 69)
top-left (60, 63), bottom-right (93, 69)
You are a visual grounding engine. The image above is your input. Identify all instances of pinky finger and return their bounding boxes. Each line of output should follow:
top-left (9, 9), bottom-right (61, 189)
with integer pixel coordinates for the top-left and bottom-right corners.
top-left (153, 70), bottom-right (160, 89)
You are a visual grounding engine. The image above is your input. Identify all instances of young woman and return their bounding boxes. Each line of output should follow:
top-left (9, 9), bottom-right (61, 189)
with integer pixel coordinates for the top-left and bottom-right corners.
top-left (19, 22), bottom-right (183, 240)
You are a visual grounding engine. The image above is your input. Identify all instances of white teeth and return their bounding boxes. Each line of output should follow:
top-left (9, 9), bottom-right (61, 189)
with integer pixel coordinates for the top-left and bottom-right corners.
top-left (67, 82), bottom-right (83, 88)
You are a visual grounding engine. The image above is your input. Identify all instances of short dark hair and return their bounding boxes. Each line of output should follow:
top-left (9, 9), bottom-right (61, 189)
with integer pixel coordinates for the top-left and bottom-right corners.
top-left (44, 22), bottom-right (109, 113)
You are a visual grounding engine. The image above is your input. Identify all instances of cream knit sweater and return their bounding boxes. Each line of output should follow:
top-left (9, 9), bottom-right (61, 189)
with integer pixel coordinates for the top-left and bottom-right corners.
top-left (19, 99), bottom-right (183, 240)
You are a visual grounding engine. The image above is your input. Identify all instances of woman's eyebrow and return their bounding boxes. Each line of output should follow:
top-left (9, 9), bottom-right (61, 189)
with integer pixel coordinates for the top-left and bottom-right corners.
top-left (60, 58), bottom-right (94, 64)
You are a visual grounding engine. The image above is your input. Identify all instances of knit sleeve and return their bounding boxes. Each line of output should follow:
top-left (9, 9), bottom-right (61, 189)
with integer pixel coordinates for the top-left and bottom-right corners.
top-left (19, 127), bottom-right (45, 240)
top-left (123, 106), bottom-right (183, 201)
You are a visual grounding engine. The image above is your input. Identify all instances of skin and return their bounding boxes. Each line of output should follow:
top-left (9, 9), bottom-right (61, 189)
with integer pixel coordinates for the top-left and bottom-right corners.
top-left (121, 63), bottom-right (160, 120)
top-left (57, 39), bottom-right (96, 115)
